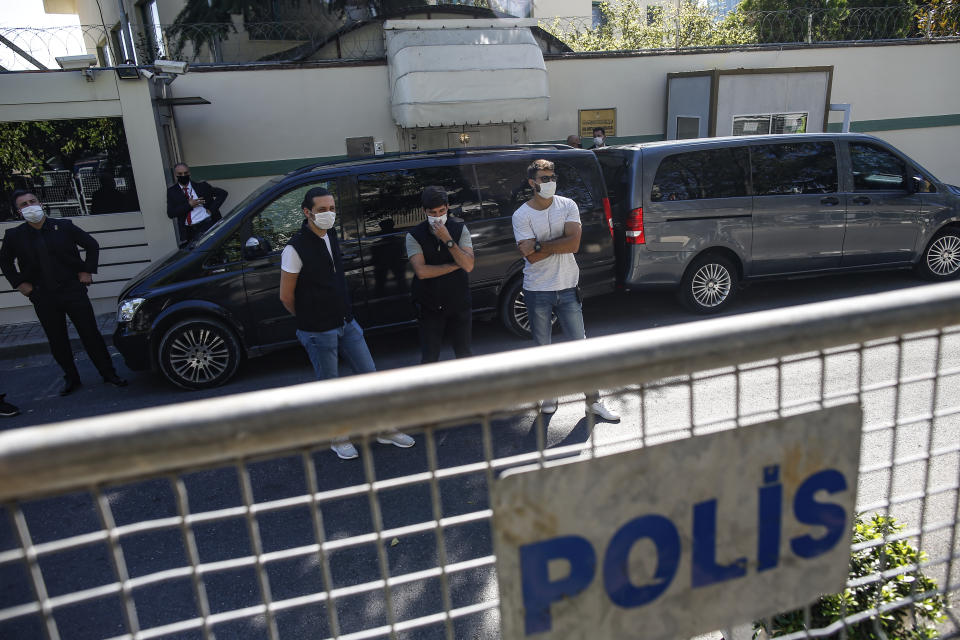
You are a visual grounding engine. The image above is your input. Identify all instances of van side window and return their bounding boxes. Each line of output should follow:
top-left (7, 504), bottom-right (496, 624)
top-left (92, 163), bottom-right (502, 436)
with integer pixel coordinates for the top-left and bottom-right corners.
top-left (358, 167), bottom-right (481, 237)
top-left (651, 148), bottom-right (749, 202)
top-left (206, 231), bottom-right (242, 266)
top-left (474, 160), bottom-right (595, 217)
top-left (849, 143), bottom-right (908, 191)
top-left (249, 181), bottom-right (338, 255)
top-left (751, 142), bottom-right (838, 196)
top-left (597, 153), bottom-right (629, 209)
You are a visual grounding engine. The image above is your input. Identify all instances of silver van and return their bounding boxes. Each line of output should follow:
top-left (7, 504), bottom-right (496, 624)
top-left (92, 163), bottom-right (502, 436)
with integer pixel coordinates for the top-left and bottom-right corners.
top-left (596, 134), bottom-right (960, 312)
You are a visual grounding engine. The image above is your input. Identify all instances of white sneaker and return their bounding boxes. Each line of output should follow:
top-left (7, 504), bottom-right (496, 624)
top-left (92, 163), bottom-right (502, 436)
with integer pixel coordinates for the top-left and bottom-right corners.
top-left (331, 439), bottom-right (359, 460)
top-left (377, 431), bottom-right (416, 448)
top-left (587, 401), bottom-right (620, 422)
top-left (540, 399), bottom-right (558, 414)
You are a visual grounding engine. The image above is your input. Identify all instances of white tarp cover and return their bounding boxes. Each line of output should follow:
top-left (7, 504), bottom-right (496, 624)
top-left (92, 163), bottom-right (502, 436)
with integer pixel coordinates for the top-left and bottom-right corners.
top-left (386, 23), bottom-right (549, 128)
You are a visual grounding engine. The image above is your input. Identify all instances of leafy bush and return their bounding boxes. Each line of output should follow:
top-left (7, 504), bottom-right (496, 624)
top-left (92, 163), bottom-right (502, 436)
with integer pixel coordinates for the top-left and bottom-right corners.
top-left (757, 514), bottom-right (947, 639)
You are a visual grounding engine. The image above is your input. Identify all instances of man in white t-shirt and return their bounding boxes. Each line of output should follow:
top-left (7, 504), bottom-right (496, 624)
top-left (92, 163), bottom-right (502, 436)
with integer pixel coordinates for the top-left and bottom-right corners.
top-left (512, 158), bottom-right (619, 421)
top-left (279, 186), bottom-right (415, 459)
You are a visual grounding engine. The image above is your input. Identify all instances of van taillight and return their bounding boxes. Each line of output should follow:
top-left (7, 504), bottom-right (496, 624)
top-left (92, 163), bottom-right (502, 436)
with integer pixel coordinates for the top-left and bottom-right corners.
top-left (602, 197), bottom-right (614, 237)
top-left (626, 207), bottom-right (644, 244)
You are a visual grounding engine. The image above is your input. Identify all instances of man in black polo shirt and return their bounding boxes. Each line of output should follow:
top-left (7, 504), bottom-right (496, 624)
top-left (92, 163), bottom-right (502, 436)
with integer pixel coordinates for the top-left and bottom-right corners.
top-left (0, 190), bottom-right (127, 395)
top-left (279, 186), bottom-right (415, 459)
top-left (406, 186), bottom-right (475, 363)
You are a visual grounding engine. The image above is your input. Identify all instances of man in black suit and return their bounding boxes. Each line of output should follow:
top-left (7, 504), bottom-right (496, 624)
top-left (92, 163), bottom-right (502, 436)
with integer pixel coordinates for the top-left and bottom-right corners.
top-left (166, 162), bottom-right (228, 246)
top-left (0, 190), bottom-right (127, 395)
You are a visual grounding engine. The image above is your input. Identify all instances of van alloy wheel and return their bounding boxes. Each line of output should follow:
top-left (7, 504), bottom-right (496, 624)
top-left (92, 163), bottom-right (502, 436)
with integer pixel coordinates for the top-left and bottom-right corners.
top-left (679, 254), bottom-right (738, 314)
top-left (926, 233), bottom-right (960, 277)
top-left (159, 318), bottom-right (241, 389)
top-left (500, 278), bottom-right (557, 339)
top-left (691, 263), bottom-right (732, 308)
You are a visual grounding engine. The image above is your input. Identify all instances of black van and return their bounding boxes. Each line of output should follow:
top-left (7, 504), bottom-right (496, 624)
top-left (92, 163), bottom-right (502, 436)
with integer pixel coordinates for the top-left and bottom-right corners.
top-left (114, 147), bottom-right (616, 389)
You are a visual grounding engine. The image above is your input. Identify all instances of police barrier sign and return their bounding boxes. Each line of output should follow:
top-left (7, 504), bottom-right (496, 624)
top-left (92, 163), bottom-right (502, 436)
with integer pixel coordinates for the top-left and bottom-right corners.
top-left (492, 405), bottom-right (862, 639)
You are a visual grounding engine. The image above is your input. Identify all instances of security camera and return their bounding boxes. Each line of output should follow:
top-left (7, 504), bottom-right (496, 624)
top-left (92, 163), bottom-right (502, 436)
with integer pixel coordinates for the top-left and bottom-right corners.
top-left (154, 59), bottom-right (189, 75)
top-left (56, 54), bottom-right (97, 70)
top-left (140, 68), bottom-right (154, 80)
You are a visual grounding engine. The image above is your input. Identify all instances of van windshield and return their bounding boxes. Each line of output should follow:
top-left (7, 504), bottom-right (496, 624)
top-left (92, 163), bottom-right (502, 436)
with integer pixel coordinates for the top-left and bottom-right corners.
top-left (192, 175), bottom-right (285, 246)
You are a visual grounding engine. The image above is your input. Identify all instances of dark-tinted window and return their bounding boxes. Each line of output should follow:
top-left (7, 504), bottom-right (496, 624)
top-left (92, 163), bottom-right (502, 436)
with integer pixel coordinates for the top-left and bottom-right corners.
top-left (249, 180), bottom-right (338, 254)
top-left (597, 152), bottom-right (630, 210)
top-left (474, 159), bottom-right (597, 218)
top-left (357, 166), bottom-right (482, 238)
top-left (651, 147), bottom-right (749, 202)
top-left (849, 143), bottom-right (907, 191)
top-left (751, 142), bottom-right (838, 196)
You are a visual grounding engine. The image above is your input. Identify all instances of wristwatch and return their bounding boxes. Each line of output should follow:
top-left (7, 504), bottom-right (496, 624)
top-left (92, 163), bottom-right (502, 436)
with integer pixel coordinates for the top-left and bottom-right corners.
top-left (534, 241), bottom-right (542, 253)
top-left (446, 239), bottom-right (455, 248)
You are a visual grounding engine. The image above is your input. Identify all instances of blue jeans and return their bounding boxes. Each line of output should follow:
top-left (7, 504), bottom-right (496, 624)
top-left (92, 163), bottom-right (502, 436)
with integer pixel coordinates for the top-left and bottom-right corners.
top-left (523, 287), bottom-right (586, 347)
top-left (296, 320), bottom-right (376, 381)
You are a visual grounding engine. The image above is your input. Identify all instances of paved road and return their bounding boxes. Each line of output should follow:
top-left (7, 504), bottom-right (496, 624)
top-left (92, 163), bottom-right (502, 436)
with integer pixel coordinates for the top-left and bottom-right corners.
top-left (2, 269), bottom-right (956, 639)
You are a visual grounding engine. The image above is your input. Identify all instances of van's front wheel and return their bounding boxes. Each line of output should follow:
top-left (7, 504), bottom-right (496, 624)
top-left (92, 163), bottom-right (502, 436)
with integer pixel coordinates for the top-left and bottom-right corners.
top-left (679, 254), bottom-right (738, 313)
top-left (158, 318), bottom-right (241, 389)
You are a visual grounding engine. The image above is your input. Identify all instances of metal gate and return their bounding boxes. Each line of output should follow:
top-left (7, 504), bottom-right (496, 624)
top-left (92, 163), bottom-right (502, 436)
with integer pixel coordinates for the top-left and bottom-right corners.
top-left (1, 281), bottom-right (959, 639)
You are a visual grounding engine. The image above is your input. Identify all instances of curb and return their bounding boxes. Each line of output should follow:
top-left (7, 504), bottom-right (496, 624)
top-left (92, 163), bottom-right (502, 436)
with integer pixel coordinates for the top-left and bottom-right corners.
top-left (1, 332), bottom-right (116, 361)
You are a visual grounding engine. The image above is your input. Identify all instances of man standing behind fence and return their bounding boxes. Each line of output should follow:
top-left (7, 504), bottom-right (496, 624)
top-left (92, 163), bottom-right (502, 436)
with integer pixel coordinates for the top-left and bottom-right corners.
top-left (0, 190), bottom-right (127, 396)
top-left (512, 159), bottom-right (619, 421)
top-left (279, 186), bottom-right (415, 459)
top-left (406, 185), bottom-right (475, 363)
top-left (166, 163), bottom-right (228, 246)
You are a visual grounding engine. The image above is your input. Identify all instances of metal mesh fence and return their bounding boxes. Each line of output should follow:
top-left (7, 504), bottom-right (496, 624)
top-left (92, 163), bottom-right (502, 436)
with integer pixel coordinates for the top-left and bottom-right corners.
top-left (1, 282), bottom-right (960, 639)
top-left (1, 5), bottom-right (956, 69)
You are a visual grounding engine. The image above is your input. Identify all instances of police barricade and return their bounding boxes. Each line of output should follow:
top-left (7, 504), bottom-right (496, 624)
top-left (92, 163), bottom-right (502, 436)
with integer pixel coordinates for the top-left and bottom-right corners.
top-left (1, 281), bottom-right (960, 640)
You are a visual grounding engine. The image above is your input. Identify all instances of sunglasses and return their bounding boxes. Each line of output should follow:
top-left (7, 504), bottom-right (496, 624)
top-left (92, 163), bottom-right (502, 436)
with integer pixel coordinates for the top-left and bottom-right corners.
top-left (535, 175), bottom-right (558, 183)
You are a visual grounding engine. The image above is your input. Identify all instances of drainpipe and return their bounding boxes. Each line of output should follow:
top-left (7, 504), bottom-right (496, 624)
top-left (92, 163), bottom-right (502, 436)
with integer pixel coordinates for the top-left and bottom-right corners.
top-left (830, 103), bottom-right (851, 133)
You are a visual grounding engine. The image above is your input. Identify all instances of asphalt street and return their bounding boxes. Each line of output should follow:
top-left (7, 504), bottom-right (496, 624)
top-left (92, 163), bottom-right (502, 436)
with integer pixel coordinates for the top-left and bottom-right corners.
top-left (1, 269), bottom-right (957, 640)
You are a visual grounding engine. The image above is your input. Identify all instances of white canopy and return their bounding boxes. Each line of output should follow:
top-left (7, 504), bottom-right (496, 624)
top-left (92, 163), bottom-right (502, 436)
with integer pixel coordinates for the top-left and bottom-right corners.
top-left (385, 19), bottom-right (550, 128)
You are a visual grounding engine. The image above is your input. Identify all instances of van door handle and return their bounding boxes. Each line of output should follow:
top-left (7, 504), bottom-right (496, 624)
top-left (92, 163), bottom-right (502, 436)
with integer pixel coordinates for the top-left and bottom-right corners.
top-left (820, 197), bottom-right (840, 206)
top-left (852, 196), bottom-right (872, 205)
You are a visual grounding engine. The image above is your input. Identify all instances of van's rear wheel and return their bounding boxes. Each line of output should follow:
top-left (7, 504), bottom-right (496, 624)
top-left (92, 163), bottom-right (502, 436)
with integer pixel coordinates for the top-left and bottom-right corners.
top-left (679, 254), bottom-right (738, 313)
top-left (917, 227), bottom-right (960, 281)
top-left (500, 278), bottom-right (532, 338)
top-left (499, 278), bottom-right (559, 339)
top-left (158, 318), bottom-right (241, 389)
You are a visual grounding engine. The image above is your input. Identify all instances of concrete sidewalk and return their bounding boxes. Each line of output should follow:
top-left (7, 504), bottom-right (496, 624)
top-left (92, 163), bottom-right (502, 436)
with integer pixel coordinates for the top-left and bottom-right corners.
top-left (0, 312), bottom-right (116, 360)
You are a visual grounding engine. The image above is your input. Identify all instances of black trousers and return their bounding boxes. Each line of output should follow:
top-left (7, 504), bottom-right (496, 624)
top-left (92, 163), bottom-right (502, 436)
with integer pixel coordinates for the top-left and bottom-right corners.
top-left (418, 305), bottom-right (472, 364)
top-left (184, 217), bottom-right (214, 244)
top-left (32, 285), bottom-right (116, 381)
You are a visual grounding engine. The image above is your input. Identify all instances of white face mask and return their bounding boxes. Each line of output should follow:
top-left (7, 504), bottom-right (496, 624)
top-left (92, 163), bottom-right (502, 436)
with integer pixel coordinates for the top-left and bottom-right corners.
top-left (428, 214), bottom-right (448, 227)
top-left (537, 181), bottom-right (557, 199)
top-left (312, 210), bottom-right (336, 230)
top-left (594, 136), bottom-right (605, 147)
top-left (20, 205), bottom-right (44, 224)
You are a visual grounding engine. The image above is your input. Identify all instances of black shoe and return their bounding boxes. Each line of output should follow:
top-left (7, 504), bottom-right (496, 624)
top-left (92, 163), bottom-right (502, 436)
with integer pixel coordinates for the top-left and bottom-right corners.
top-left (0, 395), bottom-right (19, 417)
top-left (60, 378), bottom-right (82, 396)
top-left (104, 375), bottom-right (128, 387)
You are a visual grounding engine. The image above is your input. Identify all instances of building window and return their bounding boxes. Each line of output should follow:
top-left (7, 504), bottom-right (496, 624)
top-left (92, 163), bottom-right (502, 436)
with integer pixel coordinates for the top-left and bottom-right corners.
top-left (138, 0), bottom-right (166, 61)
top-left (592, 2), bottom-right (606, 28)
top-left (732, 113), bottom-right (808, 136)
top-left (676, 116), bottom-right (700, 139)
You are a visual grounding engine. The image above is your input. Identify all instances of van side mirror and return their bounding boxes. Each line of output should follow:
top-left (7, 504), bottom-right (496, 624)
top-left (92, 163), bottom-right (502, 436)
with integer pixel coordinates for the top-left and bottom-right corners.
top-left (243, 235), bottom-right (271, 259)
top-left (906, 175), bottom-right (923, 194)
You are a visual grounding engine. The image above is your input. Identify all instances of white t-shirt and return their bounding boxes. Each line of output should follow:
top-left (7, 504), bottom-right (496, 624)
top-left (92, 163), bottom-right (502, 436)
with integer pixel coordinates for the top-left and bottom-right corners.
top-left (512, 195), bottom-right (581, 291)
top-left (280, 234), bottom-right (333, 273)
